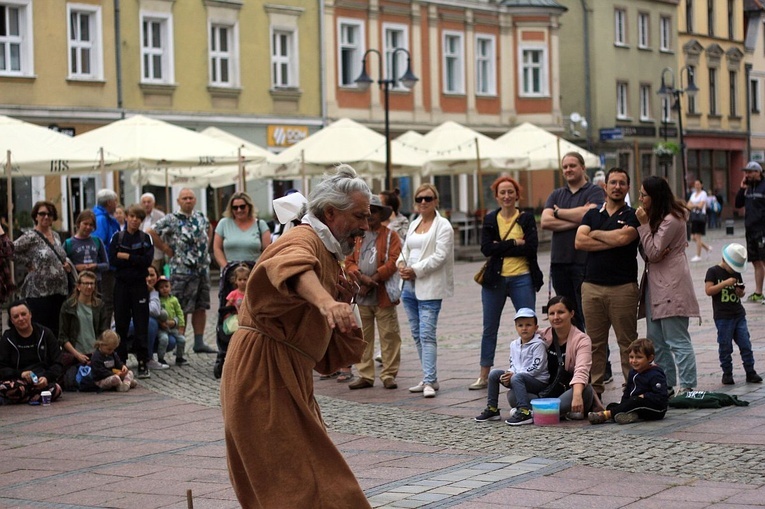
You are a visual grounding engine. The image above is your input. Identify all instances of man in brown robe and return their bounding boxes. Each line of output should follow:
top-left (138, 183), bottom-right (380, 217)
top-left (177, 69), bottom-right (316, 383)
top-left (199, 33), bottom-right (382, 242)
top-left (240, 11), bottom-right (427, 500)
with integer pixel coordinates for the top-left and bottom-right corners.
top-left (221, 165), bottom-right (373, 509)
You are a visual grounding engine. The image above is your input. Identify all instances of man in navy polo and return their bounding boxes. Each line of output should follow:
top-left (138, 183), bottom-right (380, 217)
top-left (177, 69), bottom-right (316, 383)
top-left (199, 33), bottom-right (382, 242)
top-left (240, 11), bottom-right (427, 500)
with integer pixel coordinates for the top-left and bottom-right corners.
top-left (575, 167), bottom-right (640, 397)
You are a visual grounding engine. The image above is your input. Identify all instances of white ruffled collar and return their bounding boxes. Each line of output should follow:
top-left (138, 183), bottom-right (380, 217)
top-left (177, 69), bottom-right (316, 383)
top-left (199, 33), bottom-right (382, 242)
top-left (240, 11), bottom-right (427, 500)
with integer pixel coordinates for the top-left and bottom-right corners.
top-left (301, 212), bottom-right (347, 262)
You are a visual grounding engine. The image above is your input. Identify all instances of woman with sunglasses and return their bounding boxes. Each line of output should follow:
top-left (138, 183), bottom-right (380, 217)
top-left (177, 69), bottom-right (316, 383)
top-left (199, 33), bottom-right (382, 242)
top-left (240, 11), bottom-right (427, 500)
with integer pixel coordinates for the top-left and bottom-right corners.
top-left (13, 201), bottom-right (71, 336)
top-left (214, 192), bottom-right (272, 269)
top-left (397, 184), bottom-right (454, 398)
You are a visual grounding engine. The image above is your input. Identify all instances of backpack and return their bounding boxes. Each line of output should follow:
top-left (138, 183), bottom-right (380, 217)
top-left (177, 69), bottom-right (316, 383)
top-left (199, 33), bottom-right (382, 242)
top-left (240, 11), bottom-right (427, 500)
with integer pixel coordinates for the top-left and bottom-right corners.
top-left (64, 236), bottom-right (102, 258)
top-left (710, 197), bottom-right (722, 214)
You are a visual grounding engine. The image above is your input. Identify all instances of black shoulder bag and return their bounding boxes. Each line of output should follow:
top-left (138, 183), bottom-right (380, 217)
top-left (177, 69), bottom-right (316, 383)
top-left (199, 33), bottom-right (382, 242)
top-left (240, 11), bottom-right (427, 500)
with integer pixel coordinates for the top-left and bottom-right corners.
top-left (538, 329), bottom-right (574, 398)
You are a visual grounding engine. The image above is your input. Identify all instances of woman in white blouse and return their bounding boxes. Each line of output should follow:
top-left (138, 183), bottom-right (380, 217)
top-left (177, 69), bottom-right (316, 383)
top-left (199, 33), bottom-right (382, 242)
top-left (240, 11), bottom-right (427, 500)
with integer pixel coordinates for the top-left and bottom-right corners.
top-left (397, 184), bottom-right (454, 398)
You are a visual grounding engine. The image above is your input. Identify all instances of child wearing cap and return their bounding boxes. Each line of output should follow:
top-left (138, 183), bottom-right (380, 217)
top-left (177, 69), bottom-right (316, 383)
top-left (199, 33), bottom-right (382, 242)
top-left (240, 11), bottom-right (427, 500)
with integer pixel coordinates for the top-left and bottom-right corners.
top-left (474, 308), bottom-right (549, 425)
top-left (588, 338), bottom-right (668, 425)
top-left (704, 244), bottom-right (762, 385)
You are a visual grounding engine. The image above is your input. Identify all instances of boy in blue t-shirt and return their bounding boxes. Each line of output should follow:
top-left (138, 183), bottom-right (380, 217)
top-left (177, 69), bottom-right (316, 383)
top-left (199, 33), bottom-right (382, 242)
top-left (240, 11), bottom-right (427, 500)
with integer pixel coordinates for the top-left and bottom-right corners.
top-left (703, 243), bottom-right (762, 385)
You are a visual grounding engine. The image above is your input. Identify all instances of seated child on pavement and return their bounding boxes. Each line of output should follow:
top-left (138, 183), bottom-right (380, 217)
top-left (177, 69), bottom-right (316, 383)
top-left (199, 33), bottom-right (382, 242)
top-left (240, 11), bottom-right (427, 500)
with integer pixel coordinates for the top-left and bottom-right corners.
top-left (474, 308), bottom-right (549, 426)
top-left (704, 243), bottom-right (762, 385)
top-left (156, 276), bottom-right (188, 366)
top-left (91, 330), bottom-right (137, 392)
top-left (588, 338), bottom-right (668, 425)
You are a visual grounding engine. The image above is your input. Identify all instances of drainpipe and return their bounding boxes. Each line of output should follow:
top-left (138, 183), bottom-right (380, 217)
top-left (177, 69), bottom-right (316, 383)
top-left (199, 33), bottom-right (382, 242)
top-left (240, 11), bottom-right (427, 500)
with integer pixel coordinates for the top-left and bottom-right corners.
top-left (114, 0), bottom-right (124, 118)
top-left (319, 0), bottom-right (327, 127)
top-left (746, 63), bottom-right (752, 160)
top-left (580, 0), bottom-right (592, 152)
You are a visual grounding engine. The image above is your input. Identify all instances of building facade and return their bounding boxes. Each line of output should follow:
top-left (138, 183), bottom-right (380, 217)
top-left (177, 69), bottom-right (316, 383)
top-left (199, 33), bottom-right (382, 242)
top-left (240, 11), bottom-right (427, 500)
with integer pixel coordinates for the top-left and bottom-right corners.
top-left (745, 0), bottom-right (765, 170)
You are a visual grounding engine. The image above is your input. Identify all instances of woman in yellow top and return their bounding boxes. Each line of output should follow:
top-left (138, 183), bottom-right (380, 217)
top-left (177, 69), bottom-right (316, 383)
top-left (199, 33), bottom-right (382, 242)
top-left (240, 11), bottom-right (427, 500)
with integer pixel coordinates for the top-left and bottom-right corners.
top-left (469, 176), bottom-right (543, 390)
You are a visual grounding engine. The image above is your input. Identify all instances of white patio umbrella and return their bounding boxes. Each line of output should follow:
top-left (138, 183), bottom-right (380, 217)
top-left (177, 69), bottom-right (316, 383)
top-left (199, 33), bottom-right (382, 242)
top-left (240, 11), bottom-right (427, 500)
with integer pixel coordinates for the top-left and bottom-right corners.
top-left (77, 114), bottom-right (263, 170)
top-left (416, 121), bottom-right (529, 176)
top-left (496, 122), bottom-right (600, 170)
top-left (0, 115), bottom-right (111, 176)
top-left (130, 127), bottom-right (274, 189)
top-left (264, 118), bottom-right (423, 179)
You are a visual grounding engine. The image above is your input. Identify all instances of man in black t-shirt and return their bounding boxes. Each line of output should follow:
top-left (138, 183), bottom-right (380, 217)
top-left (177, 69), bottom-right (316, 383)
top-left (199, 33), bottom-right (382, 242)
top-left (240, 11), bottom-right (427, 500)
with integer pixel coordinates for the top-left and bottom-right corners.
top-left (541, 152), bottom-right (605, 331)
top-left (575, 168), bottom-right (640, 396)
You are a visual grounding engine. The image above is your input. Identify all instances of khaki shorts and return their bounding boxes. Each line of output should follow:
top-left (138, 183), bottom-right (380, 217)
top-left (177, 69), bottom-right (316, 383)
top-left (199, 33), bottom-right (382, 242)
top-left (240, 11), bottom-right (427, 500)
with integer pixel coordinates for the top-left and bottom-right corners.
top-left (171, 272), bottom-right (211, 314)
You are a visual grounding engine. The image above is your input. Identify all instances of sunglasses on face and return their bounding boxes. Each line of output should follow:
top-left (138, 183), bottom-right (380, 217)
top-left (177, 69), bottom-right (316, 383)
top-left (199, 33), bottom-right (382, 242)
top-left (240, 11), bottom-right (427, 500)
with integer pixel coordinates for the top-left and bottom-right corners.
top-left (415, 196), bottom-right (435, 203)
top-left (231, 204), bottom-right (248, 211)
top-left (37, 211), bottom-right (51, 217)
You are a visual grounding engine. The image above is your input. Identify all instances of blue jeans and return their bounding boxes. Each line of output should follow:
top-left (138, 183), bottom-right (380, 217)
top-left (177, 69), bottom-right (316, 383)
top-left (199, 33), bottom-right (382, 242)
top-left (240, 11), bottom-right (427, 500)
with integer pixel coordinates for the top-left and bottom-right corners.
top-left (715, 316), bottom-right (755, 374)
top-left (645, 288), bottom-right (697, 389)
top-left (401, 282), bottom-right (442, 384)
top-left (550, 263), bottom-right (586, 331)
top-left (487, 370), bottom-right (547, 410)
top-left (480, 274), bottom-right (536, 367)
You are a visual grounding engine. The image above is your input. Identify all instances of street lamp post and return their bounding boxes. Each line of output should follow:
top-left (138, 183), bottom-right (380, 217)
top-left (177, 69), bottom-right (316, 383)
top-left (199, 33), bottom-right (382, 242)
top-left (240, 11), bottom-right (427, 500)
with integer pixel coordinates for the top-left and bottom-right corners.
top-left (657, 66), bottom-right (699, 196)
top-left (355, 48), bottom-right (418, 190)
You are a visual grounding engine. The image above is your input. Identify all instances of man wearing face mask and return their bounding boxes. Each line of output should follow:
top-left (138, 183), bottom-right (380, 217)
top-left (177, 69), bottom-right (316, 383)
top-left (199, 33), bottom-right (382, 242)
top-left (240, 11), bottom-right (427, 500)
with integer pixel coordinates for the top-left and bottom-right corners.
top-left (735, 161), bottom-right (765, 302)
top-left (220, 165), bottom-right (373, 509)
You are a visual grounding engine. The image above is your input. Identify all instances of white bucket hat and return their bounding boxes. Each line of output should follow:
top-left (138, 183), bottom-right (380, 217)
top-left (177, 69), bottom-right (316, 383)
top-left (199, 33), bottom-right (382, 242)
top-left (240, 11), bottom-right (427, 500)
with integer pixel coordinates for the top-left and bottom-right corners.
top-left (722, 243), bottom-right (747, 273)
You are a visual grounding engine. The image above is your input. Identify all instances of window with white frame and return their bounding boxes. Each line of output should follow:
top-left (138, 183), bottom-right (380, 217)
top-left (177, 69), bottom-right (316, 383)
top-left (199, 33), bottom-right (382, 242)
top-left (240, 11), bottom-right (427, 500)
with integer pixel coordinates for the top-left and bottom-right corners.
top-left (661, 96), bottom-right (672, 122)
top-left (140, 13), bottom-right (174, 84)
top-left (383, 24), bottom-right (409, 90)
top-left (271, 29), bottom-right (297, 88)
top-left (639, 84), bottom-right (651, 120)
top-left (614, 8), bottom-right (627, 45)
top-left (338, 19), bottom-right (363, 87)
top-left (519, 45), bottom-right (548, 97)
top-left (442, 31), bottom-right (464, 94)
top-left (67, 4), bottom-right (103, 80)
top-left (475, 34), bottom-right (495, 96)
top-left (209, 23), bottom-right (237, 87)
top-left (729, 70), bottom-right (737, 116)
top-left (638, 13), bottom-right (649, 48)
top-left (0, 1), bottom-right (32, 76)
top-left (709, 67), bottom-right (717, 115)
top-left (751, 78), bottom-right (761, 113)
top-left (660, 16), bottom-right (672, 51)
top-left (616, 81), bottom-right (629, 119)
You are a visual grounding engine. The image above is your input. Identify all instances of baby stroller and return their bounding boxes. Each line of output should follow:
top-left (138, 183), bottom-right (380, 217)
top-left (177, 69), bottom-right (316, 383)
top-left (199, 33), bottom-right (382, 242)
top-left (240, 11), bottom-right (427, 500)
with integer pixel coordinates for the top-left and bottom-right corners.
top-left (213, 260), bottom-right (255, 379)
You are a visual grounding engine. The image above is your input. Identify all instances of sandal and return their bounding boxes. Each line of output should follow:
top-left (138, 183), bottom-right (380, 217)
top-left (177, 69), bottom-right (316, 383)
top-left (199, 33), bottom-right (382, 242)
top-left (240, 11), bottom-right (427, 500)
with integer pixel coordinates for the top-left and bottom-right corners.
top-left (319, 371), bottom-right (341, 380)
top-left (336, 372), bottom-right (353, 383)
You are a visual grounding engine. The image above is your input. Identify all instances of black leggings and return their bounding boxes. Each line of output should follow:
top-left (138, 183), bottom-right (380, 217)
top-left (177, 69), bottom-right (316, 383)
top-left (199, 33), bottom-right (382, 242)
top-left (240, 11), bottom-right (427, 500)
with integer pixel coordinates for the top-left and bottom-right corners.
top-left (26, 294), bottom-right (66, 337)
top-left (114, 281), bottom-right (149, 363)
top-left (606, 397), bottom-right (667, 421)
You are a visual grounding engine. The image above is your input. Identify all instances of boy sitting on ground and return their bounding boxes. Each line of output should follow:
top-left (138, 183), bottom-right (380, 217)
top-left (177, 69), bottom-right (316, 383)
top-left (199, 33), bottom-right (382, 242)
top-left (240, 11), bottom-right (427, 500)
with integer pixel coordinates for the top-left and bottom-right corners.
top-left (474, 308), bottom-right (549, 426)
top-left (588, 338), bottom-right (668, 425)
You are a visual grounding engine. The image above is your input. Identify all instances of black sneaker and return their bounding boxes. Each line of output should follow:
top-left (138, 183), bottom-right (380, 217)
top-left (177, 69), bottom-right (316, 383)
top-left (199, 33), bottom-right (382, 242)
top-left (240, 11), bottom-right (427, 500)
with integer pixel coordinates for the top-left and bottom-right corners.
top-left (474, 407), bottom-right (501, 422)
top-left (722, 372), bottom-right (735, 385)
top-left (505, 408), bottom-right (533, 426)
top-left (746, 371), bottom-right (763, 383)
top-left (175, 357), bottom-right (188, 366)
top-left (137, 361), bottom-right (151, 379)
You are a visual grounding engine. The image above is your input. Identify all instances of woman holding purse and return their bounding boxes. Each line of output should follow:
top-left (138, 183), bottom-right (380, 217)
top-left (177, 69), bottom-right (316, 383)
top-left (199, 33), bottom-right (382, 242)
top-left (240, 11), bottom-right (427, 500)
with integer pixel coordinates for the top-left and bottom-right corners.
top-left (469, 176), bottom-right (543, 390)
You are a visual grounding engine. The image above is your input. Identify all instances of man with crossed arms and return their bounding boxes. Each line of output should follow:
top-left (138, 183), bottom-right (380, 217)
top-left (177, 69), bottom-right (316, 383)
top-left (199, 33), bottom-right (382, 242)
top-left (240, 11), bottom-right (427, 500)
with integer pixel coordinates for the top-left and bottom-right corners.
top-left (575, 167), bottom-right (640, 398)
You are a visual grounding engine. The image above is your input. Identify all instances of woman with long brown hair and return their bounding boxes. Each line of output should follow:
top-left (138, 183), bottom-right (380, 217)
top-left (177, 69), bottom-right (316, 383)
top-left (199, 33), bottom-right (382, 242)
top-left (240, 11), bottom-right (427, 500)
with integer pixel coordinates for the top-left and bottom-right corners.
top-left (636, 176), bottom-right (700, 396)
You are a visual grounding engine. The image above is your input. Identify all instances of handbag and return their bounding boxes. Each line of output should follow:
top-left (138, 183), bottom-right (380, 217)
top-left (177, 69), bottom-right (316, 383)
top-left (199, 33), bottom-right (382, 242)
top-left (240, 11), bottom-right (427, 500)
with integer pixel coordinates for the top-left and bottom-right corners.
top-left (473, 212), bottom-right (519, 285)
top-left (690, 209), bottom-right (705, 223)
top-left (383, 230), bottom-right (402, 303)
top-left (538, 329), bottom-right (574, 398)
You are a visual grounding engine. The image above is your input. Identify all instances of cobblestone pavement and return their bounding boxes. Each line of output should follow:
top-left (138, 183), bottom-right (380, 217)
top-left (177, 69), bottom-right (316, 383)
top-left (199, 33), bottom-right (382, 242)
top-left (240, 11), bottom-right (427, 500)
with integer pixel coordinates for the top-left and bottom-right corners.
top-left (2, 222), bottom-right (765, 508)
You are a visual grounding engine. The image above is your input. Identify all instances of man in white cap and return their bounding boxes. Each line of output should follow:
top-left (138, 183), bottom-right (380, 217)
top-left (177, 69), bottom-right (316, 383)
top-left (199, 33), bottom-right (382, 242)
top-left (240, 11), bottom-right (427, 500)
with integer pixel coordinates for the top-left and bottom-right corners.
top-left (704, 243), bottom-right (762, 385)
top-left (734, 161), bottom-right (765, 302)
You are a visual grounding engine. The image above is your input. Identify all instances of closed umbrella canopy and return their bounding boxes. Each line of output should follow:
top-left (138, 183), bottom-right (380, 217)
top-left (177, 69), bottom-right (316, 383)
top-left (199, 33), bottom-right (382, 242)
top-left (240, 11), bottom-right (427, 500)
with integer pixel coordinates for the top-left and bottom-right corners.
top-left (496, 122), bottom-right (600, 170)
top-left (76, 114), bottom-right (264, 170)
top-left (0, 115), bottom-right (111, 176)
top-left (265, 118), bottom-right (423, 177)
top-left (416, 121), bottom-right (529, 176)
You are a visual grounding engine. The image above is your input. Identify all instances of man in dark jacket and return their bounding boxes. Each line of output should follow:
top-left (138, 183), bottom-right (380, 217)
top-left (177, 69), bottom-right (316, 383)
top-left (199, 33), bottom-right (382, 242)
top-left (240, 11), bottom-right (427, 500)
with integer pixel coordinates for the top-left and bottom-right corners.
top-left (735, 161), bottom-right (765, 301)
top-left (0, 300), bottom-right (63, 404)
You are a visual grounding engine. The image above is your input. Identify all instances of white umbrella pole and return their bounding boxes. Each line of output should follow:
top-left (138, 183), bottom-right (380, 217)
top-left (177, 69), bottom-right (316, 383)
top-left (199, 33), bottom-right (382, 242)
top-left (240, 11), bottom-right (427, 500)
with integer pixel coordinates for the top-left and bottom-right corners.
top-left (6, 151), bottom-right (13, 242)
top-left (301, 149), bottom-right (307, 195)
top-left (475, 137), bottom-right (484, 213)
top-left (556, 136), bottom-right (562, 189)
top-left (67, 176), bottom-right (75, 236)
top-left (165, 168), bottom-right (170, 208)
top-left (99, 147), bottom-right (106, 184)
top-left (238, 146), bottom-right (246, 193)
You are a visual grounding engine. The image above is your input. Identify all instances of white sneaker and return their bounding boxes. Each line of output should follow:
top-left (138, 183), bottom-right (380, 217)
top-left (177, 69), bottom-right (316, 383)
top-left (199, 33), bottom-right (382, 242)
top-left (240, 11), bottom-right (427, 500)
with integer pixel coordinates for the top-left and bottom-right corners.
top-left (423, 384), bottom-right (436, 398)
top-left (117, 382), bottom-right (130, 392)
top-left (690, 255), bottom-right (702, 262)
top-left (408, 381), bottom-right (440, 393)
top-left (146, 359), bottom-right (169, 370)
top-left (374, 351), bottom-right (383, 364)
